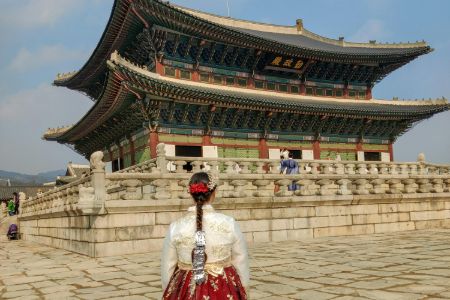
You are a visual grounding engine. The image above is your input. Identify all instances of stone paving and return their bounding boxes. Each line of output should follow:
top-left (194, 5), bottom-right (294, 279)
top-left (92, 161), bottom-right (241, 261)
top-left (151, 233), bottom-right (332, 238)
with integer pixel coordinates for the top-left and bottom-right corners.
top-left (1, 230), bottom-right (450, 299)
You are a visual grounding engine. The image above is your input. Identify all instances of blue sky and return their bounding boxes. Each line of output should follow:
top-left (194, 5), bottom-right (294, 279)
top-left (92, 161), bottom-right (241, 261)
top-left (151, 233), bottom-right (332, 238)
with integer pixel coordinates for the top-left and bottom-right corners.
top-left (0, 0), bottom-right (448, 174)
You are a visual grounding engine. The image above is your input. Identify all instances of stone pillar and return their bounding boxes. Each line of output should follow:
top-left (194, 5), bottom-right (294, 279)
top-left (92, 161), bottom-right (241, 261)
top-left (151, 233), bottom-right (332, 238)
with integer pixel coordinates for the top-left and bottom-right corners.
top-left (78, 151), bottom-right (106, 214)
top-left (156, 143), bottom-right (167, 173)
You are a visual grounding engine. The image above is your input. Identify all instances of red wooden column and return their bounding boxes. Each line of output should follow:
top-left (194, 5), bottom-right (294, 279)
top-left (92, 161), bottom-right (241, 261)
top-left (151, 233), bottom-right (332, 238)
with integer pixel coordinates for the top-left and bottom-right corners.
top-left (202, 135), bottom-right (212, 146)
top-left (313, 140), bottom-right (321, 160)
top-left (388, 143), bottom-right (394, 162)
top-left (343, 83), bottom-right (349, 98)
top-left (300, 83), bottom-right (306, 95)
top-left (259, 138), bottom-right (269, 159)
top-left (192, 69), bottom-right (200, 81)
top-left (155, 60), bottom-right (164, 75)
top-left (247, 77), bottom-right (255, 89)
top-left (365, 86), bottom-right (372, 100)
top-left (149, 131), bottom-right (159, 159)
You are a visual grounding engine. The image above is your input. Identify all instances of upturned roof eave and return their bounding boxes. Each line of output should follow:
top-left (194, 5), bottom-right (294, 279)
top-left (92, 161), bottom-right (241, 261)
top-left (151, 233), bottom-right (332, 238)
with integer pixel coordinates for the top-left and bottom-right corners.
top-left (45, 54), bottom-right (449, 144)
top-left (53, 0), bottom-right (432, 93)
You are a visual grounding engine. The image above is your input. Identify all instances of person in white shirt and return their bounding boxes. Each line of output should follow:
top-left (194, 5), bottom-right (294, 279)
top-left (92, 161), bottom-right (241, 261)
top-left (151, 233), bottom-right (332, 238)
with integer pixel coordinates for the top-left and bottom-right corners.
top-left (161, 171), bottom-right (249, 299)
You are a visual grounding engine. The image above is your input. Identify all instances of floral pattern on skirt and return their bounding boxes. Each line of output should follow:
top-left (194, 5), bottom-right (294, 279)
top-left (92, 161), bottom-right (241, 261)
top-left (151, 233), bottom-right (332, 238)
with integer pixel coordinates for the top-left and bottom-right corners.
top-left (163, 266), bottom-right (247, 300)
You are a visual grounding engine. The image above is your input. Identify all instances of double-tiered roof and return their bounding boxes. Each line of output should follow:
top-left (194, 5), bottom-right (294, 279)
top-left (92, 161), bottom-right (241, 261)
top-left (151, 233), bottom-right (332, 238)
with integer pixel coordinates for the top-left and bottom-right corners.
top-left (47, 0), bottom-right (448, 158)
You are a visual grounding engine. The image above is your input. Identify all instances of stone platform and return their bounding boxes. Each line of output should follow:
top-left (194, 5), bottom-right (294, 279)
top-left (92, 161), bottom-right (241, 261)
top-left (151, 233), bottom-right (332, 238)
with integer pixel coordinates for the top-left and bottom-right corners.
top-left (1, 229), bottom-right (450, 300)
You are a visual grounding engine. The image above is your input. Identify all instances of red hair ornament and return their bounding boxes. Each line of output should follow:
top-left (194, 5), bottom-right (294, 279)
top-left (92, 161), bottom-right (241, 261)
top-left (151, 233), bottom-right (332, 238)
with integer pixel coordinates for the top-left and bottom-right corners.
top-left (189, 183), bottom-right (209, 194)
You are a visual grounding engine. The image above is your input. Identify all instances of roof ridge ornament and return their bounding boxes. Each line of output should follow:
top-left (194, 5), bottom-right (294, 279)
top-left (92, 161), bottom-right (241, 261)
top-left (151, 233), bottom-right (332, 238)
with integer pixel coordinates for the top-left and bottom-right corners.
top-left (296, 19), bottom-right (303, 32)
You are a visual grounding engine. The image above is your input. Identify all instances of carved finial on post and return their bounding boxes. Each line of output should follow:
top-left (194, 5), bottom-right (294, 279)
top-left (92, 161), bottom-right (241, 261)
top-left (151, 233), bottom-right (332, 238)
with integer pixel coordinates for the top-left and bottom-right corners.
top-left (296, 19), bottom-right (303, 32)
top-left (79, 151), bottom-right (106, 215)
top-left (90, 151), bottom-right (106, 172)
top-left (417, 152), bottom-right (426, 163)
top-left (156, 143), bottom-right (167, 173)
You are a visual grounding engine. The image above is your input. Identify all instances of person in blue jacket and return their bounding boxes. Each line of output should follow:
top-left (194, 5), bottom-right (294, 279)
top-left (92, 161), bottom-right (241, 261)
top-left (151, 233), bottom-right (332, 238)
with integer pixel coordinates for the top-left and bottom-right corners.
top-left (280, 152), bottom-right (299, 191)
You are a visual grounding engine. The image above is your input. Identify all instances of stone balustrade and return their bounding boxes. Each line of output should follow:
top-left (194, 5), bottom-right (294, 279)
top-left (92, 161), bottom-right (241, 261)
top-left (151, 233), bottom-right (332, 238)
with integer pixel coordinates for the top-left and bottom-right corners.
top-left (17, 144), bottom-right (450, 257)
top-left (116, 158), bottom-right (157, 173)
top-left (19, 145), bottom-right (450, 219)
top-left (19, 176), bottom-right (93, 219)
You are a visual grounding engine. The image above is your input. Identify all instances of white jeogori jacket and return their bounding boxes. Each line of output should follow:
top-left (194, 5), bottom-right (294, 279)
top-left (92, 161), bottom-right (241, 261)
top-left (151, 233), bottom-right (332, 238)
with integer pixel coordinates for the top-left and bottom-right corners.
top-left (161, 205), bottom-right (249, 290)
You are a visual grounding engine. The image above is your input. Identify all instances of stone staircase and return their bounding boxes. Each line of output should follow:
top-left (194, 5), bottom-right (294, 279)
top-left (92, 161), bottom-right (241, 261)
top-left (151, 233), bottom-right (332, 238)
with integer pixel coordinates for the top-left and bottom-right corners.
top-left (0, 214), bottom-right (18, 241)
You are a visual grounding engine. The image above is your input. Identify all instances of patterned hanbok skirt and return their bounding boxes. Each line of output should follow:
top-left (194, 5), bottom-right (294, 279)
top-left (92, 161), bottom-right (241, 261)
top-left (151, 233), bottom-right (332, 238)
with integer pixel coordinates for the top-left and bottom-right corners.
top-left (162, 264), bottom-right (247, 300)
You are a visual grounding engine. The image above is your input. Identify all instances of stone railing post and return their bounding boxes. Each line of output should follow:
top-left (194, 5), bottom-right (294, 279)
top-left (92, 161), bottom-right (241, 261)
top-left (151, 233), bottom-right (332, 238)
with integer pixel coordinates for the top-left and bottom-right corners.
top-left (431, 178), bottom-right (444, 193)
top-left (120, 179), bottom-right (143, 200)
top-left (317, 179), bottom-right (335, 196)
top-left (156, 143), bottom-right (167, 173)
top-left (345, 163), bottom-right (356, 175)
top-left (370, 179), bottom-right (386, 194)
top-left (387, 179), bottom-right (403, 194)
top-left (402, 178), bottom-right (417, 193)
top-left (252, 179), bottom-right (272, 197)
top-left (230, 179), bottom-right (249, 197)
top-left (353, 178), bottom-right (369, 195)
top-left (356, 163), bottom-right (368, 175)
top-left (174, 161), bottom-right (187, 173)
top-left (444, 178), bottom-right (450, 193)
top-left (336, 179), bottom-right (352, 195)
top-left (417, 178), bottom-right (430, 193)
top-left (334, 163), bottom-right (345, 175)
top-left (368, 164), bottom-right (378, 175)
top-left (1, 201), bottom-right (7, 218)
top-left (409, 164), bottom-right (418, 175)
top-left (378, 163), bottom-right (388, 175)
top-left (79, 151), bottom-right (106, 214)
top-left (275, 179), bottom-right (293, 197)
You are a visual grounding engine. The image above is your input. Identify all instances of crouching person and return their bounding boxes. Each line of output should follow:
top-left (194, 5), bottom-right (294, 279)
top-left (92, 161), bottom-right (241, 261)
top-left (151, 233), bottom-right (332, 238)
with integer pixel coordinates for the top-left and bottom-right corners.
top-left (7, 224), bottom-right (18, 240)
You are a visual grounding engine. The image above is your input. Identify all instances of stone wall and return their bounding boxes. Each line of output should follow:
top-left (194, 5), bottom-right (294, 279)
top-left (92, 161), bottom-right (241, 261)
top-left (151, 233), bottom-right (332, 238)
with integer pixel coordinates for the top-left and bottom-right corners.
top-left (19, 192), bottom-right (450, 257)
top-left (18, 146), bottom-right (450, 257)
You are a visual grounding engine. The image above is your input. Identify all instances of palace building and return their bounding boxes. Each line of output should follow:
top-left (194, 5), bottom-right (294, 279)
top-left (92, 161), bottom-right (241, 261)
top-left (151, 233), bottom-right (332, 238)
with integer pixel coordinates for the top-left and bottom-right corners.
top-left (45, 0), bottom-right (449, 171)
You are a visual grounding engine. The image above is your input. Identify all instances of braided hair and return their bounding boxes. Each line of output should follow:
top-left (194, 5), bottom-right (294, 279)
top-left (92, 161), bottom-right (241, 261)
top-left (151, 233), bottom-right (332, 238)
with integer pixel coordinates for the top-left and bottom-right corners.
top-left (188, 172), bottom-right (217, 284)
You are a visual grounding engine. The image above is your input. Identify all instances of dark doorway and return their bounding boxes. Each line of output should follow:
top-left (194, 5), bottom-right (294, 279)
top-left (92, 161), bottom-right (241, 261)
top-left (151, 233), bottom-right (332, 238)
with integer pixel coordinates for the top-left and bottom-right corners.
top-left (290, 150), bottom-right (302, 159)
top-left (175, 146), bottom-right (202, 157)
top-left (175, 146), bottom-right (202, 172)
top-left (364, 152), bottom-right (381, 161)
top-left (112, 159), bottom-right (120, 172)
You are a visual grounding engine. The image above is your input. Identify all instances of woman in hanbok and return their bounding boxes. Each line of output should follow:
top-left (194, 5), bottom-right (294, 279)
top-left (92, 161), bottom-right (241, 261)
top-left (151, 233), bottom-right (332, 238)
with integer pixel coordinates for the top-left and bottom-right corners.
top-left (161, 172), bottom-right (249, 300)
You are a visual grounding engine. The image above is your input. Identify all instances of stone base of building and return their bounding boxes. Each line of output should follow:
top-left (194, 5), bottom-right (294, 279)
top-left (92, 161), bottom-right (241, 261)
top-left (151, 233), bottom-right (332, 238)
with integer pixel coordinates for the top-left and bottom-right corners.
top-left (19, 193), bottom-right (450, 257)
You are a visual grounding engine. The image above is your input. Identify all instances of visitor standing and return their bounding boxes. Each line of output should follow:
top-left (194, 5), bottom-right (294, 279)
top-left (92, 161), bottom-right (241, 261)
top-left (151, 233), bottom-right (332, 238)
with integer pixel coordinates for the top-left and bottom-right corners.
top-left (7, 199), bottom-right (15, 216)
top-left (161, 171), bottom-right (249, 299)
top-left (13, 192), bottom-right (19, 215)
top-left (280, 152), bottom-right (299, 191)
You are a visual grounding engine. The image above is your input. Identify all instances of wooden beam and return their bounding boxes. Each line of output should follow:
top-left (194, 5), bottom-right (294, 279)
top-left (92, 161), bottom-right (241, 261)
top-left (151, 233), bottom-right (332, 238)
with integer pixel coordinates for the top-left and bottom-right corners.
top-left (171, 34), bottom-right (180, 56)
top-left (183, 36), bottom-right (194, 58)
top-left (219, 45), bottom-right (230, 65)
top-left (208, 43), bottom-right (216, 63)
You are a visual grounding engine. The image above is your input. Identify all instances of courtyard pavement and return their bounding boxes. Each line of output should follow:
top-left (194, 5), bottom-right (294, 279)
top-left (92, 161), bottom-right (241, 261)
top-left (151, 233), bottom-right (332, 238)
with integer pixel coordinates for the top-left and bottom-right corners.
top-left (1, 230), bottom-right (450, 300)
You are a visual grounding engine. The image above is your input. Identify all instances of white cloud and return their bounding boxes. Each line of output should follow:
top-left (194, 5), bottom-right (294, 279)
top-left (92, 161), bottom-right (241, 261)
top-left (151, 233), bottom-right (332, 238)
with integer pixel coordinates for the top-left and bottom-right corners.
top-left (348, 19), bottom-right (390, 43)
top-left (8, 44), bottom-right (87, 73)
top-left (0, 0), bottom-right (83, 28)
top-left (0, 84), bottom-right (91, 173)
